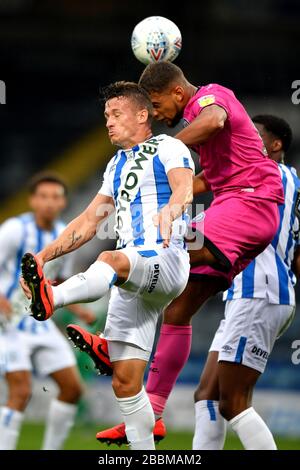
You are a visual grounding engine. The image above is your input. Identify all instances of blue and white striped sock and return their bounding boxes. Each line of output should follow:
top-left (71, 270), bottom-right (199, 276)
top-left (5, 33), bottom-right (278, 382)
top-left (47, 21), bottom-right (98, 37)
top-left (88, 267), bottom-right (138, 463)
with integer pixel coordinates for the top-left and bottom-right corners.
top-left (193, 400), bottom-right (226, 450)
top-left (0, 406), bottom-right (24, 450)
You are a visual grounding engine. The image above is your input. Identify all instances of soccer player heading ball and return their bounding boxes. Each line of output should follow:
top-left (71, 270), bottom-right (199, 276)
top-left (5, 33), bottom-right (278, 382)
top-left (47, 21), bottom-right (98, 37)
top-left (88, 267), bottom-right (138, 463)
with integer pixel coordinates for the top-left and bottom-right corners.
top-left (20, 81), bottom-right (194, 450)
top-left (93, 63), bottom-right (286, 448)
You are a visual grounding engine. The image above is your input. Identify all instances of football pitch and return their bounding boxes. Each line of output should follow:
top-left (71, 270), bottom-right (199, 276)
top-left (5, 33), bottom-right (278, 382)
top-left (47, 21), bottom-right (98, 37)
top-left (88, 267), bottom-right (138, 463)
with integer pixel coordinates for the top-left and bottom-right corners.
top-left (18, 422), bottom-right (300, 450)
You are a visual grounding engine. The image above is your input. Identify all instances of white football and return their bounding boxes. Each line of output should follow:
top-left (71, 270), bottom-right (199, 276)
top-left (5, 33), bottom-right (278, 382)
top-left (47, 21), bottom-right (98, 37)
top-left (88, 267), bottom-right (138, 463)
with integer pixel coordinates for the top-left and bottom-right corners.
top-left (131, 16), bottom-right (182, 65)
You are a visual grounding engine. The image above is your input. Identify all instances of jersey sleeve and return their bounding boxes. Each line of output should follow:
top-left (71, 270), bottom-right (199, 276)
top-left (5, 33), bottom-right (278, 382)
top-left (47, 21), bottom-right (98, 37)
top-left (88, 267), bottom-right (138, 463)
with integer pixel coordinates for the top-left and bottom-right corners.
top-left (0, 218), bottom-right (23, 270)
top-left (158, 136), bottom-right (195, 175)
top-left (98, 157), bottom-right (115, 198)
top-left (0, 218), bottom-right (23, 296)
top-left (193, 87), bottom-right (230, 118)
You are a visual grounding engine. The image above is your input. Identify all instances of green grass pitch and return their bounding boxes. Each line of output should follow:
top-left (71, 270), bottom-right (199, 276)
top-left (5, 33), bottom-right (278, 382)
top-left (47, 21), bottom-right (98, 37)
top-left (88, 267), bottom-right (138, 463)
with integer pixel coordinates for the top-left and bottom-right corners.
top-left (18, 422), bottom-right (300, 450)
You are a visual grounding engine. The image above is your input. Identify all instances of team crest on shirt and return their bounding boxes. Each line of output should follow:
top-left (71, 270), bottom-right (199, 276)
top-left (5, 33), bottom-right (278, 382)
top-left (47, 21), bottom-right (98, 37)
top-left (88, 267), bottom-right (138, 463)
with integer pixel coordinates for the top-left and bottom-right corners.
top-left (198, 94), bottom-right (216, 108)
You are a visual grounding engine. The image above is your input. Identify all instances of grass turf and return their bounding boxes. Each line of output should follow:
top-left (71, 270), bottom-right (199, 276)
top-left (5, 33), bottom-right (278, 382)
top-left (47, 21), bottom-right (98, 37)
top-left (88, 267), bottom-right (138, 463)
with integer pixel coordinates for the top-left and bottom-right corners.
top-left (17, 422), bottom-right (300, 450)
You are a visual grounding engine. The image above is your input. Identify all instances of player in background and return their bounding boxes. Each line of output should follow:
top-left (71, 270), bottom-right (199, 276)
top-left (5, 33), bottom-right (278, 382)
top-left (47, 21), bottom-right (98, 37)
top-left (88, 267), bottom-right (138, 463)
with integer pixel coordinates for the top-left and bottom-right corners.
top-left (193, 115), bottom-right (299, 449)
top-left (0, 173), bottom-right (96, 450)
top-left (20, 82), bottom-right (194, 450)
top-left (89, 62), bottom-right (285, 447)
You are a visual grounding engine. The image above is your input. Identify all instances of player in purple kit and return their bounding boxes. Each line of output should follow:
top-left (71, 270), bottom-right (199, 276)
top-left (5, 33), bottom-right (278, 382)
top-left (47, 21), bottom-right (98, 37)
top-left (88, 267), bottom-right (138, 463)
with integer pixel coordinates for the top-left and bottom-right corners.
top-left (74, 63), bottom-right (284, 448)
top-left (136, 63), bottom-right (284, 450)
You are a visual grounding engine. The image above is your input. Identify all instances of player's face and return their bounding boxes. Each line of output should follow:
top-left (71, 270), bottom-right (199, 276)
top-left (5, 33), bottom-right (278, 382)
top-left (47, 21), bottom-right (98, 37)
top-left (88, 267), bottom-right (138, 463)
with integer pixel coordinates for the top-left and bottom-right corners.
top-left (254, 123), bottom-right (273, 156)
top-left (149, 89), bottom-right (184, 127)
top-left (29, 183), bottom-right (66, 222)
top-left (254, 123), bottom-right (282, 162)
top-left (104, 97), bottom-right (144, 148)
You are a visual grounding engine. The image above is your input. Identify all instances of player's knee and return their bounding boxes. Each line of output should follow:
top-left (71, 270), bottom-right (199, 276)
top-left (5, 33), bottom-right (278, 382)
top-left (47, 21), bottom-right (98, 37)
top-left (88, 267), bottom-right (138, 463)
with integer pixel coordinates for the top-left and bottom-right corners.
top-left (58, 381), bottom-right (83, 404)
top-left (98, 251), bottom-right (126, 277)
top-left (99, 250), bottom-right (113, 261)
top-left (219, 394), bottom-right (247, 421)
top-left (194, 381), bottom-right (219, 403)
top-left (70, 382), bottom-right (83, 403)
top-left (9, 383), bottom-right (32, 411)
top-left (112, 375), bottom-right (139, 398)
top-left (163, 304), bottom-right (192, 325)
top-left (219, 380), bottom-right (254, 420)
top-left (194, 384), bottom-right (206, 403)
top-left (218, 398), bottom-right (234, 421)
top-left (98, 251), bottom-right (118, 269)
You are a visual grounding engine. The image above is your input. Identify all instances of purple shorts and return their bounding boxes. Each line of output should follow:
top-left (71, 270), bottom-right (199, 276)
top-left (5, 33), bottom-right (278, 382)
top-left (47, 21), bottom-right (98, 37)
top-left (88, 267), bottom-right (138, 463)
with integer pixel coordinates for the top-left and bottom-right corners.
top-left (189, 193), bottom-right (280, 289)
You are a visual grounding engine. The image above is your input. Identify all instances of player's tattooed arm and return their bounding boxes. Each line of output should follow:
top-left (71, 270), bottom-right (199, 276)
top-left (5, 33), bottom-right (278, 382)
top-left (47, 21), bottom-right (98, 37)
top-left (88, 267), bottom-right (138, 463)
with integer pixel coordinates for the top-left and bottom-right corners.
top-left (53, 245), bottom-right (64, 257)
top-left (37, 193), bottom-right (115, 266)
top-left (51, 231), bottom-right (82, 258)
top-left (175, 104), bottom-right (227, 146)
top-left (67, 230), bottom-right (83, 249)
top-left (52, 230), bottom-right (83, 255)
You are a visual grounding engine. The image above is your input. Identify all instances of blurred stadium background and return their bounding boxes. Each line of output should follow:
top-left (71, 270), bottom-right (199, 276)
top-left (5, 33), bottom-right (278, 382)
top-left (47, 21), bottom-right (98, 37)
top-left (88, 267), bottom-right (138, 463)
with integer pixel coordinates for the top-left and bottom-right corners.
top-left (0, 0), bottom-right (300, 449)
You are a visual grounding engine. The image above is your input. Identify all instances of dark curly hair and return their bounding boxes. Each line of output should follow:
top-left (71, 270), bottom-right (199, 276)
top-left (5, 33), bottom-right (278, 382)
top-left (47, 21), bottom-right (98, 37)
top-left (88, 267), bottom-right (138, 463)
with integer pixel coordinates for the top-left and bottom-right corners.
top-left (252, 114), bottom-right (293, 153)
top-left (28, 172), bottom-right (68, 196)
top-left (138, 61), bottom-right (186, 93)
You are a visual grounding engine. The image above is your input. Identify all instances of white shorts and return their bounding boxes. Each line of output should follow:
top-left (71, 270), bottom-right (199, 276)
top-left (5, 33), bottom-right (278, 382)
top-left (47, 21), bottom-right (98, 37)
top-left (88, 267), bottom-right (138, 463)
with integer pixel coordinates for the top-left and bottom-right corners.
top-left (209, 298), bottom-right (295, 373)
top-left (0, 318), bottom-right (76, 376)
top-left (107, 341), bottom-right (151, 363)
top-left (103, 245), bottom-right (190, 353)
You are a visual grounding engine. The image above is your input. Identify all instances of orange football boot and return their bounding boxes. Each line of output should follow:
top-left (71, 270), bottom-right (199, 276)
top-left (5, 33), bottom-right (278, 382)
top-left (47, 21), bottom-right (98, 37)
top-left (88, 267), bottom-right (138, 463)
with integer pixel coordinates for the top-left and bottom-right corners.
top-left (66, 324), bottom-right (113, 376)
top-left (21, 253), bottom-right (54, 321)
top-left (96, 418), bottom-right (167, 446)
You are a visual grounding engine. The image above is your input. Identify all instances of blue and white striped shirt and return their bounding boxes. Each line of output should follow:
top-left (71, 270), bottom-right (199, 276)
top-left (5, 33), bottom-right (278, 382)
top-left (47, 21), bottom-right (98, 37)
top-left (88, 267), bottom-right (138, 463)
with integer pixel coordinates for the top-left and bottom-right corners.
top-left (0, 212), bottom-right (73, 331)
top-left (224, 164), bottom-right (300, 306)
top-left (99, 134), bottom-right (195, 249)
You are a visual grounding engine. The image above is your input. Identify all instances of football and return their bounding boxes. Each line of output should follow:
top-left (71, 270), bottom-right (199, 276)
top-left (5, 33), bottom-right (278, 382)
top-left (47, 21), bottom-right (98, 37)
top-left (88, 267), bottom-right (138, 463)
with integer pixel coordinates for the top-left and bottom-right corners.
top-left (131, 16), bottom-right (182, 65)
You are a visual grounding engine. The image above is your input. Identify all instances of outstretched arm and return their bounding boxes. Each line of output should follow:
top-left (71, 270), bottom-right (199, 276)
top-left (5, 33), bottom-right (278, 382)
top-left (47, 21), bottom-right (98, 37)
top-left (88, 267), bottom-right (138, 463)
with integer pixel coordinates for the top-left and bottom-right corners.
top-left (175, 104), bottom-right (227, 146)
top-left (37, 193), bottom-right (114, 267)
